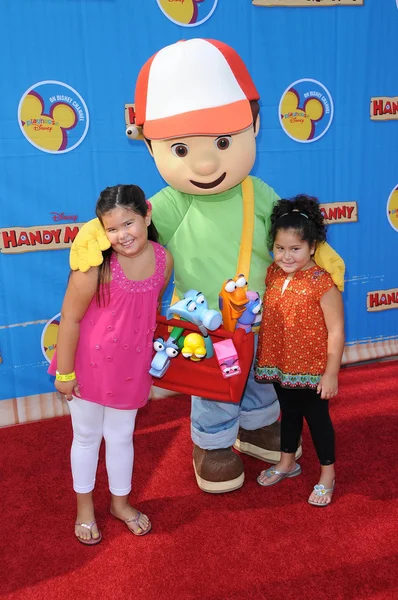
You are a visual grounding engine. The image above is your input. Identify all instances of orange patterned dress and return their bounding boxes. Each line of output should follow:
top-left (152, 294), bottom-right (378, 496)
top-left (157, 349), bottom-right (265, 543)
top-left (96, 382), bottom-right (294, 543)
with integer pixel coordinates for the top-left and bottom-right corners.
top-left (255, 263), bottom-right (335, 389)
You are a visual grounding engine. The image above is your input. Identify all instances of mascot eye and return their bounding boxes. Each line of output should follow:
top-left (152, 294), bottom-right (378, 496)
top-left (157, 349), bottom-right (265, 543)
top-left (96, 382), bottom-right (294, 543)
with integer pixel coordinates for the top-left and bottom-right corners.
top-left (166, 347), bottom-right (179, 358)
top-left (153, 340), bottom-right (165, 352)
top-left (187, 302), bottom-right (197, 312)
top-left (232, 366), bottom-right (239, 372)
top-left (214, 136), bottom-right (232, 150)
top-left (224, 280), bottom-right (236, 293)
top-left (196, 294), bottom-right (205, 305)
top-left (171, 143), bottom-right (189, 158)
top-left (223, 367), bottom-right (231, 374)
top-left (235, 275), bottom-right (247, 288)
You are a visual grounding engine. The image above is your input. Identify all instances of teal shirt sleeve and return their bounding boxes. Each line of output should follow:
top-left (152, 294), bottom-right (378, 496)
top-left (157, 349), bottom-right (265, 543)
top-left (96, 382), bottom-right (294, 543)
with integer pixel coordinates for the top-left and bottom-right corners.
top-left (150, 187), bottom-right (189, 246)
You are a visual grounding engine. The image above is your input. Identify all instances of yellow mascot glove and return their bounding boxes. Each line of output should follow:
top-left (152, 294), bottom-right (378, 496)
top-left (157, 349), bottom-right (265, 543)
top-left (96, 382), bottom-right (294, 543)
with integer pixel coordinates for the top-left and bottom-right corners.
top-left (69, 218), bottom-right (111, 272)
top-left (314, 241), bottom-right (345, 292)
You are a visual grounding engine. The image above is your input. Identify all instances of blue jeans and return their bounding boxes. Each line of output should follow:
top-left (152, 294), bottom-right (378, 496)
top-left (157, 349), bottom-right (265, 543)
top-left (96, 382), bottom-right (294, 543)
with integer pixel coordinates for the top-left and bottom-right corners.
top-left (191, 336), bottom-right (280, 449)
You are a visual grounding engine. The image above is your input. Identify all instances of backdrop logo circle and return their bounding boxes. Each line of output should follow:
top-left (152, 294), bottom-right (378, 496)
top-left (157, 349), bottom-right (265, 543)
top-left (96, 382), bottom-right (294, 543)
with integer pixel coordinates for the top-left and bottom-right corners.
top-left (41, 313), bottom-right (60, 363)
top-left (156, 0), bottom-right (218, 26)
top-left (18, 81), bottom-right (89, 154)
top-left (387, 185), bottom-right (398, 232)
top-left (279, 79), bottom-right (334, 143)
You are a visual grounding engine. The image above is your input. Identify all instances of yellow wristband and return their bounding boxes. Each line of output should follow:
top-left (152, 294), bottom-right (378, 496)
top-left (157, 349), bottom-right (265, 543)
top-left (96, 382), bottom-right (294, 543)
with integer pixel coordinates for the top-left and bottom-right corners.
top-left (56, 371), bottom-right (76, 382)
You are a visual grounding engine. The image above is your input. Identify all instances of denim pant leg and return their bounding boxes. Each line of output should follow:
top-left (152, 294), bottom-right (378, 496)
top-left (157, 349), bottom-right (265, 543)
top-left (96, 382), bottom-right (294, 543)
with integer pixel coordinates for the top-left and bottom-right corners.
top-left (190, 397), bottom-right (241, 449)
top-left (191, 335), bottom-right (280, 449)
top-left (239, 335), bottom-right (280, 430)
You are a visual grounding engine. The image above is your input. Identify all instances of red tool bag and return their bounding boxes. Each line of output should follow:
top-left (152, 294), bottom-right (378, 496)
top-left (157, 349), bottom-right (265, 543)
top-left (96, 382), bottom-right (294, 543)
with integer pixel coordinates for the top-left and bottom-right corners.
top-left (153, 316), bottom-right (254, 404)
top-left (153, 177), bottom-right (257, 404)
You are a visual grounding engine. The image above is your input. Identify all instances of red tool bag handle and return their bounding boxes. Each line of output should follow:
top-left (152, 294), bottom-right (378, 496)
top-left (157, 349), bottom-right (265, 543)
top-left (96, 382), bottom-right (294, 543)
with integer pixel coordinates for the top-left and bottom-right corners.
top-left (153, 316), bottom-right (254, 404)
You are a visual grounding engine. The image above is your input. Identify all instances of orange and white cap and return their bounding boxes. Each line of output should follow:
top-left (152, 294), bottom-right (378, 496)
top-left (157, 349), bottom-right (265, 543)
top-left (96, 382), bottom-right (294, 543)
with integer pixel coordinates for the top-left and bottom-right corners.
top-left (133, 39), bottom-right (260, 140)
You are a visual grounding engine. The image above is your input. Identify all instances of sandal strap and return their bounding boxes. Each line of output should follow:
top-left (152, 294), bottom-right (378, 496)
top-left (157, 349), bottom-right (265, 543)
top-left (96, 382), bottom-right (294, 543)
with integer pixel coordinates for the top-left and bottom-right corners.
top-left (313, 484), bottom-right (334, 496)
top-left (75, 520), bottom-right (97, 530)
top-left (124, 511), bottom-right (141, 525)
top-left (265, 467), bottom-right (284, 477)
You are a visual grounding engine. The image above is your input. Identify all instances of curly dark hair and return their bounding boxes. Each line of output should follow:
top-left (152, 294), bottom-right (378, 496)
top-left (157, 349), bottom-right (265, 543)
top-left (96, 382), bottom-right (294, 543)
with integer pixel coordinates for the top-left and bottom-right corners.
top-left (268, 194), bottom-right (327, 251)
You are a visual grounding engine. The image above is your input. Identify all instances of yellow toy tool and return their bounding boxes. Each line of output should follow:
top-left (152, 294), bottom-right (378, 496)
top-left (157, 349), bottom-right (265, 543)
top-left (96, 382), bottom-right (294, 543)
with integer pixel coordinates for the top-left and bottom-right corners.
top-left (181, 333), bottom-right (207, 362)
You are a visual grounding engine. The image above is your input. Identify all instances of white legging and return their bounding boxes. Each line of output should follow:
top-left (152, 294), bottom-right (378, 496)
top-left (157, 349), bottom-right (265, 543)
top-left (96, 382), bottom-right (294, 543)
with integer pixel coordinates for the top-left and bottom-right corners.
top-left (69, 396), bottom-right (138, 496)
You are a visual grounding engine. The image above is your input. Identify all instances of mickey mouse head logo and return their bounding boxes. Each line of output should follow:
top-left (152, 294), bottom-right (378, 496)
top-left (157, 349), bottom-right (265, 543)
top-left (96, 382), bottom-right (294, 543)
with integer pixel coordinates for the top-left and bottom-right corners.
top-left (279, 79), bottom-right (334, 144)
top-left (18, 81), bottom-right (89, 154)
top-left (41, 313), bottom-right (60, 363)
top-left (157, 0), bottom-right (218, 27)
top-left (387, 185), bottom-right (398, 233)
top-left (20, 91), bottom-right (77, 152)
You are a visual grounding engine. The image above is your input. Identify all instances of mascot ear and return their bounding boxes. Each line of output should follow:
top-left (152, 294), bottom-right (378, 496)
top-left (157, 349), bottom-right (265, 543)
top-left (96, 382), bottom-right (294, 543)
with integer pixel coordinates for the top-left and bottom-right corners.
top-left (125, 103), bottom-right (144, 141)
top-left (254, 113), bottom-right (260, 138)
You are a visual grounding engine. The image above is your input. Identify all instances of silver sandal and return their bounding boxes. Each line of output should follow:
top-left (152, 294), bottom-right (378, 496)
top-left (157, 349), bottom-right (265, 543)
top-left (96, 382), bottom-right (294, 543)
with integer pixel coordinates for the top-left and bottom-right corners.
top-left (257, 463), bottom-right (302, 487)
top-left (124, 511), bottom-right (152, 537)
top-left (75, 519), bottom-right (102, 545)
top-left (110, 509), bottom-right (152, 537)
top-left (308, 481), bottom-right (335, 507)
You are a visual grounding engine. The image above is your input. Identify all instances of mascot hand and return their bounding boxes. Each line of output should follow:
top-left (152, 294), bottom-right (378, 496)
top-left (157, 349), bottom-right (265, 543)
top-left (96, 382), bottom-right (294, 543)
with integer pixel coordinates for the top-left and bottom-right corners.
top-left (314, 242), bottom-right (345, 292)
top-left (69, 218), bottom-right (111, 272)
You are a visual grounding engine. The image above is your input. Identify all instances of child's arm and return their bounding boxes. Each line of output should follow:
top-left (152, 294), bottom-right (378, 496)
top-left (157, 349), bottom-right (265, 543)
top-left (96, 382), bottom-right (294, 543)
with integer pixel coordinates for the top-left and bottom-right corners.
top-left (157, 249), bottom-right (174, 313)
top-left (318, 285), bottom-right (345, 400)
top-left (55, 268), bottom-right (98, 400)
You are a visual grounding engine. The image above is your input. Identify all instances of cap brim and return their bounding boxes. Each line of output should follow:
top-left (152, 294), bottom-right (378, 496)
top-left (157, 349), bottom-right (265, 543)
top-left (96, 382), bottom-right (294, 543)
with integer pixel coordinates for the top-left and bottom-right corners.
top-left (143, 100), bottom-right (253, 140)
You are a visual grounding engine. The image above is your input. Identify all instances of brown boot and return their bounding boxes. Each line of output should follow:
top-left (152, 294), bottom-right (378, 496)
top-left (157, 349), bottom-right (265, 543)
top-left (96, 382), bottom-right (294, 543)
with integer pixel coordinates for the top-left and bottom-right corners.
top-left (193, 444), bottom-right (244, 494)
top-left (234, 422), bottom-right (302, 464)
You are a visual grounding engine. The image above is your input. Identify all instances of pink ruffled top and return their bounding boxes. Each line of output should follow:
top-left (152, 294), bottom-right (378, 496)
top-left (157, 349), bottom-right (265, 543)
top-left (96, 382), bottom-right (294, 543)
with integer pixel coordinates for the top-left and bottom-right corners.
top-left (49, 241), bottom-right (165, 410)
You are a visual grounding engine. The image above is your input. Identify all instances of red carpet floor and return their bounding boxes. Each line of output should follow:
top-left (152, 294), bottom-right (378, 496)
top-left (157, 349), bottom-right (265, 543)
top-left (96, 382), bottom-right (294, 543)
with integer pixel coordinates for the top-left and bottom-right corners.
top-left (1, 361), bottom-right (397, 600)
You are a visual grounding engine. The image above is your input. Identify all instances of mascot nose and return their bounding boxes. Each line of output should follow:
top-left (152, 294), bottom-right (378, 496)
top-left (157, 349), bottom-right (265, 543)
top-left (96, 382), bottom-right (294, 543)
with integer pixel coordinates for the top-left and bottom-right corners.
top-left (191, 155), bottom-right (219, 177)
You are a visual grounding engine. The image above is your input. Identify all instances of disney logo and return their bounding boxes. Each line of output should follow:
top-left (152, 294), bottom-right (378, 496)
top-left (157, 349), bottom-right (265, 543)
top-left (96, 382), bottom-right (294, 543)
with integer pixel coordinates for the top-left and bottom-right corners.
top-left (50, 212), bottom-right (78, 222)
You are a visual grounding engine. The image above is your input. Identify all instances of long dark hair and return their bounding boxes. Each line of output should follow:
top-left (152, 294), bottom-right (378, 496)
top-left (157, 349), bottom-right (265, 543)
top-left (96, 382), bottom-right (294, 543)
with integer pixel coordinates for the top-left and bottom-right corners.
top-left (268, 194), bottom-right (327, 251)
top-left (95, 184), bottom-right (158, 306)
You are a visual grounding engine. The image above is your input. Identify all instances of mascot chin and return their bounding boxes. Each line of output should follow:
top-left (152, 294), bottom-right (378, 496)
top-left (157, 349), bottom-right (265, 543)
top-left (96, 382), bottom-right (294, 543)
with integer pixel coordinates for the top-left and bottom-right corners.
top-left (70, 38), bottom-right (344, 493)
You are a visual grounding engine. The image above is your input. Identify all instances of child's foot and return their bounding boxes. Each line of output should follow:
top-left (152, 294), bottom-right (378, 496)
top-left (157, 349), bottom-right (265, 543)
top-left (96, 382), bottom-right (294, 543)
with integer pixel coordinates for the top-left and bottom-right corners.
top-left (257, 462), bottom-right (301, 487)
top-left (110, 504), bottom-right (151, 535)
top-left (75, 516), bottom-right (101, 544)
top-left (308, 479), bottom-right (335, 506)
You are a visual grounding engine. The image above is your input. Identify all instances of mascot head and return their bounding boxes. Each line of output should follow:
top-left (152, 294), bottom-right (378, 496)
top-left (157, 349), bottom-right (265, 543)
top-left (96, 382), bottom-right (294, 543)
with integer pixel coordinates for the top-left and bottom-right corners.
top-left (127, 39), bottom-right (260, 195)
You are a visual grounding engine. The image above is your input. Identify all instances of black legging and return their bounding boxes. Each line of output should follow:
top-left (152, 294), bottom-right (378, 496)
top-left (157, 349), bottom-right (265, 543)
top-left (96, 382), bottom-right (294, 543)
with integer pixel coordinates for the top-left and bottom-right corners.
top-left (274, 383), bottom-right (335, 466)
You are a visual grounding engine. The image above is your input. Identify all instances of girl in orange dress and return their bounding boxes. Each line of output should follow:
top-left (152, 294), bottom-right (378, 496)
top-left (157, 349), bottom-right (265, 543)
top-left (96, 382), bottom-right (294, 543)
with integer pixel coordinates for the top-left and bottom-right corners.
top-left (254, 195), bottom-right (345, 506)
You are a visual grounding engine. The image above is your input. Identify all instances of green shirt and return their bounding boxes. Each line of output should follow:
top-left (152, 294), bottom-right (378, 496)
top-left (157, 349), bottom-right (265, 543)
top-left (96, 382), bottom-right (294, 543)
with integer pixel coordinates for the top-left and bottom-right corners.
top-left (151, 176), bottom-right (279, 310)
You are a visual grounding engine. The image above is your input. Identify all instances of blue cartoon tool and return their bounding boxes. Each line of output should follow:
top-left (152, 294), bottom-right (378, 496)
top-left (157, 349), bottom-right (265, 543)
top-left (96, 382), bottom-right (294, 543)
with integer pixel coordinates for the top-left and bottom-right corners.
top-left (237, 291), bottom-right (262, 333)
top-left (166, 290), bottom-right (222, 359)
top-left (149, 327), bottom-right (184, 378)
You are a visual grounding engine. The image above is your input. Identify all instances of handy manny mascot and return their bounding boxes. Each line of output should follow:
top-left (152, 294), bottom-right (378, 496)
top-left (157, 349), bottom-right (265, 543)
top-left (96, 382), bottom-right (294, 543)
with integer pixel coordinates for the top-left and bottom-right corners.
top-left (70, 39), bottom-right (344, 494)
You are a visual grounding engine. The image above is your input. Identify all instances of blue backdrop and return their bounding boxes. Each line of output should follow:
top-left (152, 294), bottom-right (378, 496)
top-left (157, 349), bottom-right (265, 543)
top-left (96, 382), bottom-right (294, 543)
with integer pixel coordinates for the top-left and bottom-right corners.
top-left (1, 0), bottom-right (397, 402)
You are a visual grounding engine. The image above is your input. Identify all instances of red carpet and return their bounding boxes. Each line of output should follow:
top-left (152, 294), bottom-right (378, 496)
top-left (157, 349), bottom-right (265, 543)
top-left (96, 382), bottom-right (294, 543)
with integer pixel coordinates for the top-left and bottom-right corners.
top-left (1, 361), bottom-right (397, 600)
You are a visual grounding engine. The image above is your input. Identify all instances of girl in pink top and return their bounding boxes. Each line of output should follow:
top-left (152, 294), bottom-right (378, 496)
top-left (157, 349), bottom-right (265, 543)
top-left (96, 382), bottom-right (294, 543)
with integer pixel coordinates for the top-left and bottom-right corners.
top-left (51, 184), bottom-right (173, 545)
